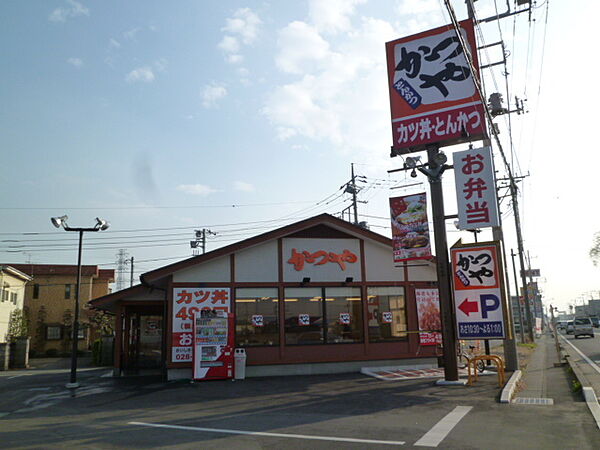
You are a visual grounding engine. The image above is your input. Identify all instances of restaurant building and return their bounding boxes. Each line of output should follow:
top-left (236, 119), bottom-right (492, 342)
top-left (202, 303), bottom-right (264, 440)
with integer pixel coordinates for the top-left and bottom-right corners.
top-left (90, 214), bottom-right (439, 379)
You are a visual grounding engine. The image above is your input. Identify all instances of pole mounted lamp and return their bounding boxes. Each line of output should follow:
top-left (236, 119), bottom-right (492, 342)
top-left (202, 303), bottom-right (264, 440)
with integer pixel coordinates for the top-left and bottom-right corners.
top-left (51, 215), bottom-right (110, 389)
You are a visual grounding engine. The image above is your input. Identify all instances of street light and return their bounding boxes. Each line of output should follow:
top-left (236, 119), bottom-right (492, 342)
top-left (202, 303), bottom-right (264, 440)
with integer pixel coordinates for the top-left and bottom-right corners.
top-left (51, 215), bottom-right (110, 388)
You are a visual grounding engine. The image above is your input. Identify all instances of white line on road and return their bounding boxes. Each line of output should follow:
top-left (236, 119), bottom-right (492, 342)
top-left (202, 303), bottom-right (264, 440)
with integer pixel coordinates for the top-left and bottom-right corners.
top-left (414, 406), bottom-right (472, 447)
top-left (560, 335), bottom-right (600, 375)
top-left (129, 421), bottom-right (406, 446)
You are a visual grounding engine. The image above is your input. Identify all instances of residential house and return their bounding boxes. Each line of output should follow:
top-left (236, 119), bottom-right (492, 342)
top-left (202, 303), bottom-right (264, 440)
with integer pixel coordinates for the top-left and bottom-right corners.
top-left (0, 266), bottom-right (32, 343)
top-left (7, 264), bottom-right (114, 356)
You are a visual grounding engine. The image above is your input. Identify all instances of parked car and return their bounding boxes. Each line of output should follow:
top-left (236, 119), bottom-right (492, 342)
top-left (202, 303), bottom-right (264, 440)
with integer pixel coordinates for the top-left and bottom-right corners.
top-left (573, 317), bottom-right (594, 339)
top-left (590, 316), bottom-right (599, 328)
top-left (566, 321), bottom-right (574, 334)
top-left (556, 321), bottom-right (567, 331)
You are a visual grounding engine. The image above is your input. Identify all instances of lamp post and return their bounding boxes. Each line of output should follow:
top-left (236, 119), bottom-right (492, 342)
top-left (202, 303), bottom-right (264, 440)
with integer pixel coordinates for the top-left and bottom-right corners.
top-left (51, 215), bottom-right (109, 388)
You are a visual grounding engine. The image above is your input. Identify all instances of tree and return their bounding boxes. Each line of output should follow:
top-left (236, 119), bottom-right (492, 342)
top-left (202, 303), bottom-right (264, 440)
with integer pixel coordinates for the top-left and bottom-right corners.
top-left (6, 309), bottom-right (29, 342)
top-left (590, 232), bottom-right (600, 266)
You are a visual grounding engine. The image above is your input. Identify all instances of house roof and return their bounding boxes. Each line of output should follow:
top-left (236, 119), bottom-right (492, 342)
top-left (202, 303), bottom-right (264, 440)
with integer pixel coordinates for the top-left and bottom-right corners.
top-left (5, 264), bottom-right (102, 277)
top-left (0, 265), bottom-right (34, 282)
top-left (141, 213), bottom-right (392, 284)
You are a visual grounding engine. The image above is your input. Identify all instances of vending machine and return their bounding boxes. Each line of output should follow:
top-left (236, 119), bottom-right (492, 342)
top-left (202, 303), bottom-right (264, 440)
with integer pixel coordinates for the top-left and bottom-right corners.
top-left (192, 309), bottom-right (235, 381)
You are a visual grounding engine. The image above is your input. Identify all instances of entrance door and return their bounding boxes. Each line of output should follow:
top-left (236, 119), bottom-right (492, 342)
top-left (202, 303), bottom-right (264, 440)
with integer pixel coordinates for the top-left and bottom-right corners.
top-left (124, 308), bottom-right (163, 370)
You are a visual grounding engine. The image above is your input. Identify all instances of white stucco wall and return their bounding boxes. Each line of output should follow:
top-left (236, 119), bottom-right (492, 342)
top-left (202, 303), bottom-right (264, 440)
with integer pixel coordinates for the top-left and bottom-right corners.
top-left (172, 255), bottom-right (231, 283)
top-left (0, 272), bottom-right (28, 343)
top-left (363, 241), bottom-right (405, 282)
top-left (234, 241), bottom-right (278, 282)
top-left (407, 262), bottom-right (437, 281)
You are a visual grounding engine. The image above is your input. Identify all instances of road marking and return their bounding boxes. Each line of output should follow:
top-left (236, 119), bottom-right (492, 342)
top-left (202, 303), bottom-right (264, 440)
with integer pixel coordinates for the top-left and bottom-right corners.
top-left (414, 406), bottom-right (472, 447)
top-left (560, 335), bottom-right (600, 375)
top-left (7, 374), bottom-right (33, 379)
top-left (129, 421), bottom-right (405, 446)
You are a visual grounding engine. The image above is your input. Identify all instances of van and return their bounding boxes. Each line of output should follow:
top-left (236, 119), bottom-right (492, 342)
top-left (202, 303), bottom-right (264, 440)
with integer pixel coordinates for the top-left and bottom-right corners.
top-left (573, 317), bottom-right (594, 339)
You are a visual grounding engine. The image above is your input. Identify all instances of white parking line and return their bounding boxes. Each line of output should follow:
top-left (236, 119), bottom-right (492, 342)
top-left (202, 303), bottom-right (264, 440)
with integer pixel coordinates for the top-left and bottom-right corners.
top-left (414, 406), bottom-right (472, 447)
top-left (129, 421), bottom-right (405, 446)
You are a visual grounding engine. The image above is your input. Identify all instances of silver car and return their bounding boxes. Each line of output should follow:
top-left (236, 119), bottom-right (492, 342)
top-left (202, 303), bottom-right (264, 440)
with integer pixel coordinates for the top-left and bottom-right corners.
top-left (573, 317), bottom-right (594, 339)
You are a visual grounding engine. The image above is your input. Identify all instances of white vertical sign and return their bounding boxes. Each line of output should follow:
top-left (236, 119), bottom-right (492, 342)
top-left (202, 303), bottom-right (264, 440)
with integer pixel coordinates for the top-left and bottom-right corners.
top-left (453, 146), bottom-right (499, 230)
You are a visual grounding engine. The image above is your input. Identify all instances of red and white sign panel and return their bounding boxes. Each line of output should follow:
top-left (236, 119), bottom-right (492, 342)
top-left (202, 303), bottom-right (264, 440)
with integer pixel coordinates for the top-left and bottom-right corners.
top-left (390, 193), bottom-right (431, 263)
top-left (172, 287), bottom-right (231, 363)
top-left (339, 313), bottom-right (351, 325)
top-left (451, 242), bottom-right (506, 339)
top-left (415, 288), bottom-right (442, 346)
top-left (453, 146), bottom-right (499, 229)
top-left (386, 19), bottom-right (487, 153)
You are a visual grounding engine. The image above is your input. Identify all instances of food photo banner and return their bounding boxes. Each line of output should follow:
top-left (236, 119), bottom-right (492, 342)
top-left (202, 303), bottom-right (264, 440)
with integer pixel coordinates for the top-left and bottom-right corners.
top-left (390, 193), bottom-right (432, 263)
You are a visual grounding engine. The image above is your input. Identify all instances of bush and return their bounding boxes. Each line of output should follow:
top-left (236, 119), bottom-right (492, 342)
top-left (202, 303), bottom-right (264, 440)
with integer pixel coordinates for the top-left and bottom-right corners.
top-left (45, 348), bottom-right (58, 357)
top-left (92, 339), bottom-right (102, 365)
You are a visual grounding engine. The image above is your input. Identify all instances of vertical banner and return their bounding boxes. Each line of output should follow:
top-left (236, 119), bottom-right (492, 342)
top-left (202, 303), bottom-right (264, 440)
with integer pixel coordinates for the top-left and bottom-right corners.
top-left (386, 19), bottom-right (487, 154)
top-left (171, 287), bottom-right (231, 363)
top-left (390, 193), bottom-right (432, 263)
top-left (453, 146), bottom-right (500, 229)
top-left (451, 241), bottom-right (507, 339)
top-left (415, 288), bottom-right (442, 345)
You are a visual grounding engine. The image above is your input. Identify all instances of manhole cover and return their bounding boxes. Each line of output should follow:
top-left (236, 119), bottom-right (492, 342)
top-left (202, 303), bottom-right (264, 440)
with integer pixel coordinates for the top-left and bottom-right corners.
top-left (512, 397), bottom-right (554, 405)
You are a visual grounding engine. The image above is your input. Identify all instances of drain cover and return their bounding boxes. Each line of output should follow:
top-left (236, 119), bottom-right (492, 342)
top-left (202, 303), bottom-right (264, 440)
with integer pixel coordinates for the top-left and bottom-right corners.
top-left (512, 397), bottom-right (554, 405)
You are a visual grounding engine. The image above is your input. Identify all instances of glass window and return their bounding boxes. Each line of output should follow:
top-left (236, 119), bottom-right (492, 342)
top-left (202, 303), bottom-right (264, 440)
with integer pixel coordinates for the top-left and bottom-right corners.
top-left (65, 284), bottom-right (71, 299)
top-left (324, 287), bottom-right (363, 343)
top-left (235, 288), bottom-right (279, 346)
top-left (46, 326), bottom-right (62, 340)
top-left (284, 287), bottom-right (324, 345)
top-left (33, 284), bottom-right (39, 299)
top-left (367, 287), bottom-right (407, 342)
top-left (11, 292), bottom-right (17, 305)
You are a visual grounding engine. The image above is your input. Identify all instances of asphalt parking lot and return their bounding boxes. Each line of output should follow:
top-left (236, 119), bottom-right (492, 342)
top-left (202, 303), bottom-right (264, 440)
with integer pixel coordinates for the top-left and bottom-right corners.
top-left (1, 361), bottom-right (600, 449)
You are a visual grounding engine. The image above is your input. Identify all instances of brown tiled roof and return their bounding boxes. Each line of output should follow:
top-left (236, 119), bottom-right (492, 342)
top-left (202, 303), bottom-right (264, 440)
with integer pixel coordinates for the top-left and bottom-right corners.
top-left (5, 264), bottom-right (99, 277)
top-left (98, 269), bottom-right (115, 281)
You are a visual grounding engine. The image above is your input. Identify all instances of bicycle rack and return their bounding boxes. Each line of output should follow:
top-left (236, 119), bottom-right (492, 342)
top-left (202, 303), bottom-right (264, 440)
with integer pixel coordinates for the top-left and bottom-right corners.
top-left (467, 355), bottom-right (506, 387)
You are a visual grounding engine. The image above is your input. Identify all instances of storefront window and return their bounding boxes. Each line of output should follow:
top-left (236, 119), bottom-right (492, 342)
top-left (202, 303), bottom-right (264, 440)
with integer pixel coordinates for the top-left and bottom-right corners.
top-left (284, 288), bottom-right (323, 345)
top-left (284, 287), bottom-right (363, 345)
top-left (367, 287), bottom-right (407, 342)
top-left (325, 287), bottom-right (363, 343)
top-left (235, 288), bottom-right (279, 346)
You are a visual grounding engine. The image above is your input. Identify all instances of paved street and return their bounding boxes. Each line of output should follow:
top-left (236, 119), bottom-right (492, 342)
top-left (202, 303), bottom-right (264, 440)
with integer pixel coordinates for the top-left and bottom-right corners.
top-left (558, 330), bottom-right (600, 399)
top-left (1, 354), bottom-right (599, 449)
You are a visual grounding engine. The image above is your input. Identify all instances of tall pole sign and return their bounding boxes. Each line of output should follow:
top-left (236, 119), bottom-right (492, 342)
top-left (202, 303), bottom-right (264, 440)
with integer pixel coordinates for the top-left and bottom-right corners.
top-left (386, 19), bottom-right (487, 156)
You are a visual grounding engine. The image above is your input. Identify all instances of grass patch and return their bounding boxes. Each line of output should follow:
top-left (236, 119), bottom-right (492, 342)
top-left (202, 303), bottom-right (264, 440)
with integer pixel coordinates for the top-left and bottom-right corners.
top-left (571, 379), bottom-right (582, 393)
top-left (517, 343), bottom-right (538, 350)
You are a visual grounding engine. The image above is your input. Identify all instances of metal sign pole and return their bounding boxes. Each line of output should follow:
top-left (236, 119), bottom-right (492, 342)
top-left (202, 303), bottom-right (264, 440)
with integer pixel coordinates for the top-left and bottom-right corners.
top-left (426, 145), bottom-right (459, 382)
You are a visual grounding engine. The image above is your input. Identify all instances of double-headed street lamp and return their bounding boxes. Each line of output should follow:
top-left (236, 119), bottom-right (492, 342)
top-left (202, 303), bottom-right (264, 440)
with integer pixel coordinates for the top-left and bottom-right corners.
top-left (51, 215), bottom-right (109, 388)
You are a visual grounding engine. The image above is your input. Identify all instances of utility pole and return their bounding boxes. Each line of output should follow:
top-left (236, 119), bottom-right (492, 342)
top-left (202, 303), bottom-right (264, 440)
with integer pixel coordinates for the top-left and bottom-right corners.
top-left (129, 256), bottom-right (134, 287)
top-left (351, 163), bottom-right (358, 224)
top-left (191, 229), bottom-right (217, 255)
top-left (511, 249), bottom-right (526, 343)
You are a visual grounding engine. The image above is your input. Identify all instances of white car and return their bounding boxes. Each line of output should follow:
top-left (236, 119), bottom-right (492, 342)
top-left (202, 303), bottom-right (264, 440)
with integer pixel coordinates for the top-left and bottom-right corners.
top-left (573, 317), bottom-right (594, 339)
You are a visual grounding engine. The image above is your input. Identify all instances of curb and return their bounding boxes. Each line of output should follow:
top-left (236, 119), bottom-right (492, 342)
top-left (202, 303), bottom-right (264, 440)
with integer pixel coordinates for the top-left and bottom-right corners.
top-left (500, 369), bottom-right (521, 403)
top-left (559, 334), bottom-right (600, 430)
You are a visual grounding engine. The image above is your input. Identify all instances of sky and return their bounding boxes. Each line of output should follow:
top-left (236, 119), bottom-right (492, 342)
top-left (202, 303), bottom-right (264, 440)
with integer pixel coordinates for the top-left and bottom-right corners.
top-left (0, 0), bottom-right (598, 313)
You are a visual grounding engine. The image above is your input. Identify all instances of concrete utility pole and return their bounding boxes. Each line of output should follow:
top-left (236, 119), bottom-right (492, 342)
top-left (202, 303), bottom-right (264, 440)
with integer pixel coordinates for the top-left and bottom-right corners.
top-left (129, 256), bottom-right (134, 287)
top-left (511, 249), bottom-right (526, 343)
top-left (191, 229), bottom-right (217, 255)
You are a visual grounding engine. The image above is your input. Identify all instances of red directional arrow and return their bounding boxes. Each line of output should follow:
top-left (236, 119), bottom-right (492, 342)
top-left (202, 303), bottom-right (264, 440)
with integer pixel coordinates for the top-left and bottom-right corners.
top-left (458, 298), bottom-right (479, 316)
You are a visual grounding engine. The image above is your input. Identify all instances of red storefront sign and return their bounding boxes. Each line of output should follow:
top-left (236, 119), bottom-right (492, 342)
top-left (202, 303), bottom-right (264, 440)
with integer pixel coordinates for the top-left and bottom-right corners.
top-left (386, 19), bottom-right (487, 154)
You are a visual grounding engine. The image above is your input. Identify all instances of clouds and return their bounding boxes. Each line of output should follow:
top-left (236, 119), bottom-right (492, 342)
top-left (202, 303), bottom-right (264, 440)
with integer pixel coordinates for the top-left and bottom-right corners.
top-left (125, 66), bottom-right (155, 83)
top-left (67, 57), bottom-right (83, 68)
top-left (263, 13), bottom-right (399, 158)
top-left (218, 8), bottom-right (262, 65)
top-left (201, 83), bottom-right (227, 108)
top-left (176, 184), bottom-right (218, 196)
top-left (49, 0), bottom-right (89, 23)
top-left (233, 181), bottom-right (255, 192)
top-left (308, 0), bottom-right (366, 34)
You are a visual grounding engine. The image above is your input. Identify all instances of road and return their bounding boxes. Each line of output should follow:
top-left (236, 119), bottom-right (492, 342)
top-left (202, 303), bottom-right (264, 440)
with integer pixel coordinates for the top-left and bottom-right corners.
top-left (0, 358), bottom-right (599, 449)
top-left (558, 329), bottom-right (600, 399)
